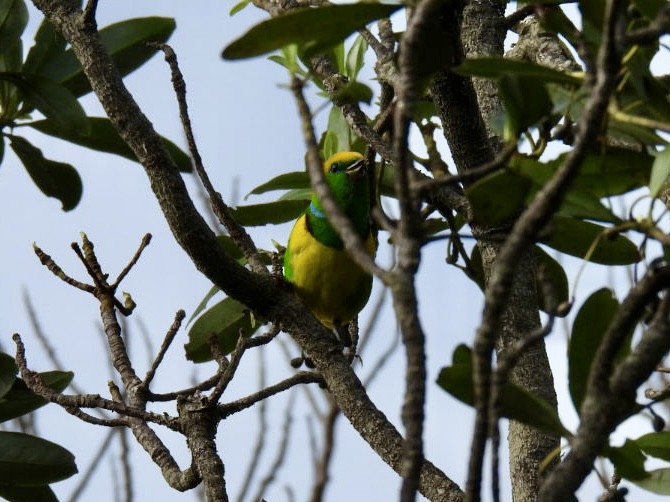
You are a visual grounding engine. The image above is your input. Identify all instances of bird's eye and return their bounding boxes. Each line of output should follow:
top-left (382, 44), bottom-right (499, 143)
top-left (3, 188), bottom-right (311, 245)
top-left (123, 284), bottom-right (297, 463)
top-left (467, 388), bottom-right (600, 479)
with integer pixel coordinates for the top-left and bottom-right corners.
top-left (329, 162), bottom-right (343, 173)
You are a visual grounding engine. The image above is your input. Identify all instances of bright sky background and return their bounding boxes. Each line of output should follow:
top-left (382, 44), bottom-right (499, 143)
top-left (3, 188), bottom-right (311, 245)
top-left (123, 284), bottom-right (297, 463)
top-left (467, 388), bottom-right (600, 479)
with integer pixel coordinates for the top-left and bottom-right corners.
top-left (0, 2), bottom-right (667, 501)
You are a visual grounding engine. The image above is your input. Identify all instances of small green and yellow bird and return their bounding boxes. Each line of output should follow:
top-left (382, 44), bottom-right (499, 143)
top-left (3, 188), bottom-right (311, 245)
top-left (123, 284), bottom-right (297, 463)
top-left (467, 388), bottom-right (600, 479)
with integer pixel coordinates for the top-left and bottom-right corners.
top-left (284, 151), bottom-right (377, 339)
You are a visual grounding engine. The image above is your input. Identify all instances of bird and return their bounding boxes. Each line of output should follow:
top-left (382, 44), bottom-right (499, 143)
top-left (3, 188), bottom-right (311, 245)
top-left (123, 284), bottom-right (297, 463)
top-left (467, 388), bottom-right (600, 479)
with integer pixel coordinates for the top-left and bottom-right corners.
top-left (283, 151), bottom-right (377, 344)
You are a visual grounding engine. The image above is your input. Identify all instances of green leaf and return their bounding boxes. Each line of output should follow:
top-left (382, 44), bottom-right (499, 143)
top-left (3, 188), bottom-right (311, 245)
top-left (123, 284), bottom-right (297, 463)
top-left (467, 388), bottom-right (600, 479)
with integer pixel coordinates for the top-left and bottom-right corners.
top-left (568, 288), bottom-right (619, 411)
top-left (0, 73), bottom-right (89, 134)
top-left (455, 57), bottom-right (581, 86)
top-left (608, 119), bottom-right (666, 147)
top-left (509, 156), bottom-right (620, 223)
top-left (0, 370), bottom-right (73, 423)
top-left (540, 216), bottom-right (641, 265)
top-left (327, 105), bottom-right (352, 152)
top-left (231, 200), bottom-right (308, 226)
top-left (330, 40), bottom-right (345, 75)
top-left (466, 170), bottom-right (531, 225)
top-left (245, 171), bottom-right (310, 199)
top-left (185, 297), bottom-right (260, 362)
top-left (331, 80), bottom-right (373, 105)
top-left (222, 3), bottom-right (401, 60)
top-left (23, 19), bottom-right (65, 75)
top-left (229, 0), bottom-right (250, 16)
top-left (468, 244), bottom-right (569, 316)
top-left (321, 130), bottom-right (338, 160)
top-left (28, 117), bottom-right (192, 172)
top-left (0, 353), bottom-right (17, 399)
top-left (9, 135), bottom-right (82, 211)
top-left (630, 0), bottom-right (668, 19)
top-left (187, 284), bottom-right (221, 326)
top-left (605, 440), bottom-right (649, 481)
top-left (38, 17), bottom-right (176, 97)
top-left (0, 431), bottom-right (77, 486)
top-left (635, 431), bottom-right (670, 462)
top-left (436, 345), bottom-right (569, 436)
top-left (534, 246), bottom-right (569, 316)
top-left (631, 469), bottom-right (670, 495)
top-left (649, 147), bottom-right (670, 198)
top-left (498, 73), bottom-right (553, 138)
top-left (511, 149), bottom-right (654, 199)
top-left (0, 0), bottom-right (27, 57)
top-left (279, 188), bottom-right (312, 201)
top-left (0, 484), bottom-right (58, 502)
top-left (345, 34), bottom-right (368, 79)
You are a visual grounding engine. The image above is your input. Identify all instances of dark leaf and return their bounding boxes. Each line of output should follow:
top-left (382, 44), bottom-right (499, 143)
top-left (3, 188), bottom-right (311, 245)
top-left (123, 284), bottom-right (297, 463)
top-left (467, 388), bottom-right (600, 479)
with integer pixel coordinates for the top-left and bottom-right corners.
top-left (23, 19), bottom-right (65, 75)
top-left (0, 0), bottom-right (27, 56)
top-left (436, 345), bottom-right (569, 436)
top-left (534, 246), bottom-right (569, 316)
top-left (467, 244), bottom-right (569, 316)
top-left (0, 483), bottom-right (58, 502)
top-left (498, 73), bottom-right (553, 137)
top-left (37, 17), bottom-right (176, 97)
top-left (0, 353), bottom-right (17, 399)
top-left (568, 288), bottom-right (619, 411)
top-left (0, 370), bottom-right (73, 423)
top-left (222, 3), bottom-right (401, 60)
top-left (0, 73), bottom-right (89, 134)
top-left (9, 135), bottom-right (82, 211)
top-left (28, 117), bottom-right (192, 172)
top-left (0, 431), bottom-right (77, 485)
top-left (466, 170), bottom-right (531, 225)
top-left (540, 216), bottom-right (641, 265)
top-left (630, 0), bottom-right (668, 19)
top-left (185, 297), bottom-right (261, 362)
top-left (331, 80), bottom-right (373, 105)
top-left (231, 200), bottom-right (308, 226)
top-left (511, 149), bottom-right (654, 199)
top-left (605, 440), bottom-right (649, 481)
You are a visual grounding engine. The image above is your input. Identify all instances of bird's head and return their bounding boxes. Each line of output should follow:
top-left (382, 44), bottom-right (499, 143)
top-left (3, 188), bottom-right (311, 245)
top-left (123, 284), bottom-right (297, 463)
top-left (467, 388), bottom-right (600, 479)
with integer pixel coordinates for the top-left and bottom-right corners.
top-left (323, 151), bottom-right (366, 181)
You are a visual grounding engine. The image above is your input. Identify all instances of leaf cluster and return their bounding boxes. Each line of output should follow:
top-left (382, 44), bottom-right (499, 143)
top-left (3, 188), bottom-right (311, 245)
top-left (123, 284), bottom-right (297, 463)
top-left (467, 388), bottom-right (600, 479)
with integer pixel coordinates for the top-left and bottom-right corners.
top-left (0, 352), bottom-right (76, 502)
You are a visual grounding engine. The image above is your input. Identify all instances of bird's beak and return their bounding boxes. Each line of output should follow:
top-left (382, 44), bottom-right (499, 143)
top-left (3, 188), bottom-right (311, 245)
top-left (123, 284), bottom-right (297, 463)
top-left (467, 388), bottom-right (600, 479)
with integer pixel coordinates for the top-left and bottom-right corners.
top-left (345, 158), bottom-right (366, 179)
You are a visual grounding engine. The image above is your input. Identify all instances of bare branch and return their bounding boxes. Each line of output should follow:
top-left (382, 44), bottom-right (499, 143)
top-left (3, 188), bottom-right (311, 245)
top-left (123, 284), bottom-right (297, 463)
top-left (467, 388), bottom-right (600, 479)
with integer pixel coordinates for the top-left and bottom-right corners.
top-left (149, 42), bottom-right (266, 274)
top-left (218, 371), bottom-right (323, 418)
top-left (143, 309), bottom-right (186, 388)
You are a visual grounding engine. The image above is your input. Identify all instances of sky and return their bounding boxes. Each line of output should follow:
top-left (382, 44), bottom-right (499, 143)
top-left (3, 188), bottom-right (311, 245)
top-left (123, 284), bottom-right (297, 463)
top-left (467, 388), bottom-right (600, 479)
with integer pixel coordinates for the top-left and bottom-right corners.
top-left (0, 1), bottom-right (667, 501)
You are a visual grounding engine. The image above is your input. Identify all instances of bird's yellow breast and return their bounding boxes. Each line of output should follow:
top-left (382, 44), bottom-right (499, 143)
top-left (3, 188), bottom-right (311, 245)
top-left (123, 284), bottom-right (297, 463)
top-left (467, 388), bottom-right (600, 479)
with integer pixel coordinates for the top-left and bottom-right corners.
top-left (285, 214), bottom-right (376, 328)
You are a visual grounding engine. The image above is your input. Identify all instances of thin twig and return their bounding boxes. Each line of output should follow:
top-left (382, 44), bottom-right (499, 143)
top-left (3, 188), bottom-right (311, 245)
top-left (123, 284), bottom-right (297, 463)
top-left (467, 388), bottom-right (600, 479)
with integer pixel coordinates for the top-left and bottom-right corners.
top-left (112, 233), bottom-right (152, 288)
top-left (144, 310), bottom-right (186, 388)
top-left (237, 348), bottom-right (268, 502)
top-left (149, 42), bottom-right (266, 274)
top-left (250, 392), bottom-right (296, 502)
top-left (68, 428), bottom-right (116, 502)
top-left (217, 371), bottom-right (323, 418)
